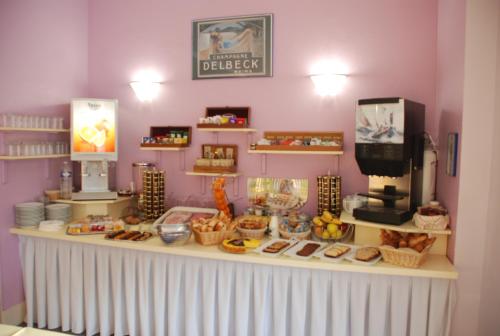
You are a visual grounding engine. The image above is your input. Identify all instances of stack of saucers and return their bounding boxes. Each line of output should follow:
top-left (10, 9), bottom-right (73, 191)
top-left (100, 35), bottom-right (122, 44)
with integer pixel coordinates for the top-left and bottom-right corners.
top-left (39, 220), bottom-right (65, 232)
top-left (15, 202), bottom-right (45, 228)
top-left (45, 204), bottom-right (72, 223)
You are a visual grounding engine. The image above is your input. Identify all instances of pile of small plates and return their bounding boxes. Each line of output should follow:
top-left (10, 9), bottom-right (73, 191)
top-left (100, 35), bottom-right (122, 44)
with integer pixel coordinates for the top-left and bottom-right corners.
top-left (45, 204), bottom-right (72, 223)
top-left (15, 202), bottom-right (45, 228)
top-left (39, 220), bottom-right (65, 232)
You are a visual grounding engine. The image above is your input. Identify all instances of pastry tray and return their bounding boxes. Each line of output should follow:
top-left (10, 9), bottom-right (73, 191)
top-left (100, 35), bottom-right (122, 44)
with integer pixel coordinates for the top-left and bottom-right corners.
top-left (313, 243), bottom-right (357, 263)
top-left (104, 231), bottom-right (155, 242)
top-left (345, 246), bottom-right (382, 266)
top-left (253, 239), bottom-right (298, 257)
top-left (283, 239), bottom-right (328, 260)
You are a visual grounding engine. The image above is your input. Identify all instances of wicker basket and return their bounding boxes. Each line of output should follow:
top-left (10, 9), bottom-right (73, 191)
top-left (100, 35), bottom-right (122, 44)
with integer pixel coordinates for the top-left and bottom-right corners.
top-left (237, 226), bottom-right (267, 239)
top-left (379, 245), bottom-right (432, 268)
top-left (279, 228), bottom-right (311, 240)
top-left (413, 213), bottom-right (450, 231)
top-left (193, 229), bottom-right (230, 246)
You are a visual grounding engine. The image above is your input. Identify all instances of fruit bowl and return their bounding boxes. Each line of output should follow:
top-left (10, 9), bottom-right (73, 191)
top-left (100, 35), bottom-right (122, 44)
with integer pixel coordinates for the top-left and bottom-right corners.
top-left (311, 210), bottom-right (353, 243)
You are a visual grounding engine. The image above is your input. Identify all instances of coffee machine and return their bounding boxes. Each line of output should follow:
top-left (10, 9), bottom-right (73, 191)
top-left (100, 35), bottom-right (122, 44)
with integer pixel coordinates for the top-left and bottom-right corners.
top-left (353, 97), bottom-right (425, 224)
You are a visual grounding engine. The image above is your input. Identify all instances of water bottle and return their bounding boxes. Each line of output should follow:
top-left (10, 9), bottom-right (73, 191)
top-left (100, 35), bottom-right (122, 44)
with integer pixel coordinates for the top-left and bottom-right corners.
top-left (60, 161), bottom-right (73, 200)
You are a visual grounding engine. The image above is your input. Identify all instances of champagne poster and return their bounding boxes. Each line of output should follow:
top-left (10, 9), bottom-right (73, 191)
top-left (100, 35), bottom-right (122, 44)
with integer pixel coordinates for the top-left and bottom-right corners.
top-left (192, 14), bottom-right (273, 79)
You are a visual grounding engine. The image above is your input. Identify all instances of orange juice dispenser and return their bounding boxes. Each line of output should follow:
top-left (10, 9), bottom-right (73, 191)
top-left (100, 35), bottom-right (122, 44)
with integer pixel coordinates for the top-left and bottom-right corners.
top-left (70, 99), bottom-right (118, 200)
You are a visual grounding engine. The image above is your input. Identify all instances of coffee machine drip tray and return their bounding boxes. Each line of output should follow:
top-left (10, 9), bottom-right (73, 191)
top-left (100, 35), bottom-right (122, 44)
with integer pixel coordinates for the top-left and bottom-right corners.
top-left (353, 205), bottom-right (411, 225)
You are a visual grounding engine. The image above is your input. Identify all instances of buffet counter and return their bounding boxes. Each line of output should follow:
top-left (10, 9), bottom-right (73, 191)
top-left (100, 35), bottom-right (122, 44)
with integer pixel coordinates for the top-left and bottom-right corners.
top-left (11, 227), bottom-right (457, 336)
top-left (11, 227), bottom-right (457, 279)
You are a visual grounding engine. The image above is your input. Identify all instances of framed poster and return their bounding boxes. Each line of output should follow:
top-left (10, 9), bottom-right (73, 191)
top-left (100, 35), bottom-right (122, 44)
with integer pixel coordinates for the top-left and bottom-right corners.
top-left (192, 14), bottom-right (273, 79)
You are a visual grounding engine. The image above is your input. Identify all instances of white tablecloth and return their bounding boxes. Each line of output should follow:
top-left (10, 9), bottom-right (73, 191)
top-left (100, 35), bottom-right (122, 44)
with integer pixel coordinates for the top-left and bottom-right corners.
top-left (19, 236), bottom-right (455, 336)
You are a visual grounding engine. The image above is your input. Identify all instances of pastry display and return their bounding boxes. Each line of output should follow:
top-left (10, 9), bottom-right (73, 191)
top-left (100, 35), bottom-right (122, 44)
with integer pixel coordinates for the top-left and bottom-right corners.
top-left (312, 210), bottom-right (351, 241)
top-left (221, 238), bottom-right (260, 254)
top-left (66, 216), bottom-right (124, 235)
top-left (263, 241), bottom-right (290, 254)
top-left (296, 242), bottom-right (321, 257)
top-left (278, 211), bottom-right (310, 239)
top-left (324, 245), bottom-right (351, 258)
top-left (355, 247), bottom-right (381, 262)
top-left (380, 230), bottom-right (436, 253)
top-left (105, 230), bottom-right (153, 241)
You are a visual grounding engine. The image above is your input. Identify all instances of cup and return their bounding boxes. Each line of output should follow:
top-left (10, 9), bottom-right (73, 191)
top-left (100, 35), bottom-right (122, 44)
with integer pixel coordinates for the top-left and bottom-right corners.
top-left (342, 194), bottom-right (368, 215)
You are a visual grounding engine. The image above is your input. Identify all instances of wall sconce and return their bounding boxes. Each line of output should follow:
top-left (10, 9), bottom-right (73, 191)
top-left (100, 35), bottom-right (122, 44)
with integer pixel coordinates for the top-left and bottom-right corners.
top-left (129, 80), bottom-right (163, 102)
top-left (309, 60), bottom-right (348, 96)
top-left (310, 73), bottom-right (347, 96)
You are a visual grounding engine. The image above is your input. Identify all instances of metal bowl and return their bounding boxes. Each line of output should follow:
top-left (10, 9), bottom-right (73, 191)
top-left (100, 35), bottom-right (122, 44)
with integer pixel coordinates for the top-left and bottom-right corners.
top-left (157, 223), bottom-right (192, 246)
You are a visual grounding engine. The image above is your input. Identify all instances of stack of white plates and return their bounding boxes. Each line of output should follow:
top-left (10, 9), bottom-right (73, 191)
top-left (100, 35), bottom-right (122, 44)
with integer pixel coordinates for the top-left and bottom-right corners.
top-left (15, 202), bottom-right (45, 228)
top-left (39, 220), bottom-right (65, 232)
top-left (45, 204), bottom-right (72, 223)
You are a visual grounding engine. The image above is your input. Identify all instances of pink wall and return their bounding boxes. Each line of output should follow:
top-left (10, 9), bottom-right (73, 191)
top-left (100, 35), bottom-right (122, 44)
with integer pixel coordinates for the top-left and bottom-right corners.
top-left (435, 0), bottom-right (465, 261)
top-left (0, 0), bottom-right (88, 310)
top-left (88, 0), bottom-right (438, 214)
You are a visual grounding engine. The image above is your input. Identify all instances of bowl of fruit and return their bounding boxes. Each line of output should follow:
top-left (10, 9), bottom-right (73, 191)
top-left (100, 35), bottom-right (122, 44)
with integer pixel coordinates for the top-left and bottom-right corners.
top-left (311, 210), bottom-right (353, 242)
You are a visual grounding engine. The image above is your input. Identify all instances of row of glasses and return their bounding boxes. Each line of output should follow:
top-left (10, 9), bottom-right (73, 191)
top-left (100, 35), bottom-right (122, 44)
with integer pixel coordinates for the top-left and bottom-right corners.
top-left (6, 141), bottom-right (70, 157)
top-left (1, 114), bottom-right (64, 130)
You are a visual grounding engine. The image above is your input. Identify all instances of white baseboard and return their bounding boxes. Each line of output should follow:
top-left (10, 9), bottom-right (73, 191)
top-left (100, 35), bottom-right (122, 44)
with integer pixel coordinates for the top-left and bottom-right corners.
top-left (1, 302), bottom-right (25, 325)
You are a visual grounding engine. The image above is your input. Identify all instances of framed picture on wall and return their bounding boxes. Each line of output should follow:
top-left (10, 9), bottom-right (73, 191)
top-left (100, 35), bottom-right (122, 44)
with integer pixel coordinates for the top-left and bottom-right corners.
top-left (446, 132), bottom-right (458, 176)
top-left (192, 14), bottom-right (273, 79)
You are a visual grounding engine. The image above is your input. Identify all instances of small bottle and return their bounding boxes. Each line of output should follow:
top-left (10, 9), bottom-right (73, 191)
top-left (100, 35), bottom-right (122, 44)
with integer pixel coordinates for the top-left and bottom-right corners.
top-left (60, 161), bottom-right (73, 200)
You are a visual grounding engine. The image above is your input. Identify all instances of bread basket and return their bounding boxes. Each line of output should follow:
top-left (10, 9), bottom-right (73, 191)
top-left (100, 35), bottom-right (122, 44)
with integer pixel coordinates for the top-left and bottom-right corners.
top-left (413, 212), bottom-right (450, 231)
top-left (235, 215), bottom-right (269, 239)
top-left (237, 226), bottom-right (267, 239)
top-left (193, 229), bottom-right (230, 246)
top-left (378, 244), bottom-right (432, 268)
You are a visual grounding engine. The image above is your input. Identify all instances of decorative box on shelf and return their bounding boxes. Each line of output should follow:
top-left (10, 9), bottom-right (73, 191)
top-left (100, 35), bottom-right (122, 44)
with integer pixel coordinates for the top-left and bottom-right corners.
top-left (193, 144), bottom-right (238, 174)
top-left (252, 131), bottom-right (343, 152)
top-left (197, 107), bottom-right (250, 129)
top-left (140, 126), bottom-right (191, 149)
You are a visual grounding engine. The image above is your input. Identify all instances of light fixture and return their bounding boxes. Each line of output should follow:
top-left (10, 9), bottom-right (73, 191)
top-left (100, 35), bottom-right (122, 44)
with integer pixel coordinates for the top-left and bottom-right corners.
top-left (129, 70), bottom-right (164, 102)
top-left (129, 81), bottom-right (162, 102)
top-left (309, 60), bottom-right (349, 96)
top-left (310, 73), bottom-right (347, 96)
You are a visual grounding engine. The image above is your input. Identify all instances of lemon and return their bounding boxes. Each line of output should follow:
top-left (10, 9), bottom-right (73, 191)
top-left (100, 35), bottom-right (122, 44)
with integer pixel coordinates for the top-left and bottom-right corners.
top-left (327, 223), bottom-right (338, 235)
top-left (335, 230), bottom-right (343, 239)
top-left (321, 231), bottom-right (330, 239)
top-left (313, 216), bottom-right (324, 226)
top-left (321, 210), bottom-right (333, 223)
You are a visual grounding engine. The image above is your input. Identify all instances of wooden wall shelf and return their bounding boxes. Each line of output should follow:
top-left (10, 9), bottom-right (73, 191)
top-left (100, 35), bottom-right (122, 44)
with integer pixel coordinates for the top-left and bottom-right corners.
top-left (248, 149), bottom-right (344, 155)
top-left (197, 127), bottom-right (256, 132)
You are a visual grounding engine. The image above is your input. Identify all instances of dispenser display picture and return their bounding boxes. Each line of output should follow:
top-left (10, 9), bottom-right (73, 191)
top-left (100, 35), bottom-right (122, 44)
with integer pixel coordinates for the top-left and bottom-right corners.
top-left (71, 99), bottom-right (117, 160)
top-left (71, 99), bottom-right (118, 201)
top-left (356, 102), bottom-right (404, 144)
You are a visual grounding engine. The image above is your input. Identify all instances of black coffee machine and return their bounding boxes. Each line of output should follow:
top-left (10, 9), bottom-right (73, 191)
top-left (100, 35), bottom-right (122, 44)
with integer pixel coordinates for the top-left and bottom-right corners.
top-left (353, 97), bottom-right (425, 224)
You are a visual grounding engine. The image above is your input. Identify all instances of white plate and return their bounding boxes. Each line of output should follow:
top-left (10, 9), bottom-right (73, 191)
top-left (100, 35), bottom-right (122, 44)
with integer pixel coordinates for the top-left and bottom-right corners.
top-left (254, 239), bottom-right (298, 257)
top-left (345, 246), bottom-right (382, 266)
top-left (284, 240), bottom-right (328, 260)
top-left (314, 243), bottom-right (357, 263)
